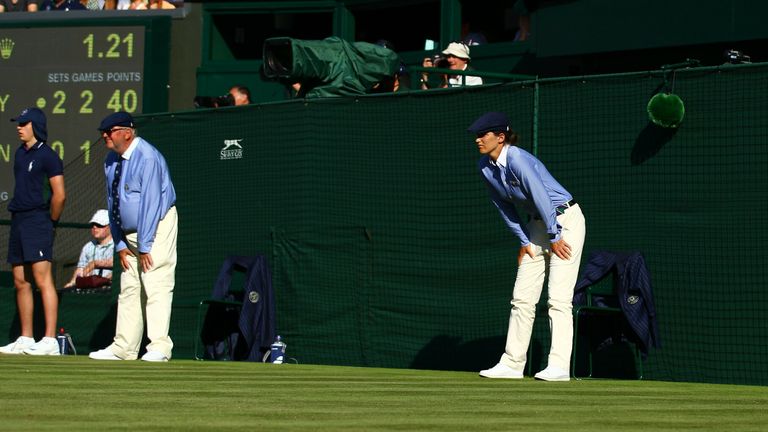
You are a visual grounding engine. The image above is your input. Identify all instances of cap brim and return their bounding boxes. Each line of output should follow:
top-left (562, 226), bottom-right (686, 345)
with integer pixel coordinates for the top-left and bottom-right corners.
top-left (442, 49), bottom-right (469, 59)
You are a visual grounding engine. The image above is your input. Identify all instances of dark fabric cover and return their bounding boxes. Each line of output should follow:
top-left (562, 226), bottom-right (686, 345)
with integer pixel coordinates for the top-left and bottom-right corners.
top-left (573, 250), bottom-right (660, 356)
top-left (263, 36), bottom-right (399, 98)
top-left (202, 255), bottom-right (276, 361)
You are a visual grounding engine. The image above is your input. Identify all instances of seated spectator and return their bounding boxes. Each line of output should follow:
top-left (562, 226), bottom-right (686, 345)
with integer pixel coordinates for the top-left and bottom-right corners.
top-left (369, 40), bottom-right (410, 93)
top-left (371, 62), bottom-right (410, 93)
top-left (63, 210), bottom-right (115, 289)
top-left (229, 85), bottom-right (251, 106)
top-left (420, 42), bottom-right (483, 89)
top-left (148, 0), bottom-right (174, 9)
top-left (0, 0), bottom-right (39, 12)
top-left (461, 21), bottom-right (488, 46)
top-left (463, 32), bottom-right (488, 46)
top-left (513, 0), bottom-right (540, 42)
top-left (130, 0), bottom-right (173, 9)
top-left (39, 0), bottom-right (86, 10)
top-left (84, 0), bottom-right (121, 10)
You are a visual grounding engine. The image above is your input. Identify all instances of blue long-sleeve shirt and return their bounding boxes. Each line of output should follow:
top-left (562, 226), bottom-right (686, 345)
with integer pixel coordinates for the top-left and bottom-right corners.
top-left (105, 137), bottom-right (176, 254)
top-left (478, 145), bottom-right (572, 245)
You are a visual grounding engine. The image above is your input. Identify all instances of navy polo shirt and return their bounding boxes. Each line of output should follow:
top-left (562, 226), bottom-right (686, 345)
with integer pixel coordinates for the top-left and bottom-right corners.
top-left (8, 141), bottom-right (64, 213)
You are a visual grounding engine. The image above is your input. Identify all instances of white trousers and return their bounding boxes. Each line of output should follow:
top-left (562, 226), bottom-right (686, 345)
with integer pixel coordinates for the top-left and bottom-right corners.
top-left (500, 204), bottom-right (586, 372)
top-left (109, 207), bottom-right (177, 360)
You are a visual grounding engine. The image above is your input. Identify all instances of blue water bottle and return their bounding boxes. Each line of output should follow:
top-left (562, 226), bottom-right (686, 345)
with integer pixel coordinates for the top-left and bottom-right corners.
top-left (57, 328), bottom-right (69, 355)
top-left (269, 335), bottom-right (286, 364)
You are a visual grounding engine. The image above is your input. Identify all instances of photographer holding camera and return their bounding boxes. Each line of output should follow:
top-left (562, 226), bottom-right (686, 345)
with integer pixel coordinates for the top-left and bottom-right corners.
top-left (193, 94), bottom-right (234, 109)
top-left (193, 85), bottom-right (251, 108)
top-left (228, 85), bottom-right (252, 105)
top-left (420, 42), bottom-right (483, 89)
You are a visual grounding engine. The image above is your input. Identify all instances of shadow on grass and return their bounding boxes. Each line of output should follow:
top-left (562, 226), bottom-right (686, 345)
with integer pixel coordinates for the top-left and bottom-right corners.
top-left (410, 335), bottom-right (505, 371)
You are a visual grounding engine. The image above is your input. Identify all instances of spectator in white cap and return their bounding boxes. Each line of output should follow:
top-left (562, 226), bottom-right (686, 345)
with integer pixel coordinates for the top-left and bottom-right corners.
top-left (64, 209), bottom-right (114, 289)
top-left (420, 41), bottom-right (483, 89)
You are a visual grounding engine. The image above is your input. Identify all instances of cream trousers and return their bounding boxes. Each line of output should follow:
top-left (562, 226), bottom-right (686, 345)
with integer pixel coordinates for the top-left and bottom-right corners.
top-left (109, 207), bottom-right (177, 360)
top-left (500, 204), bottom-right (586, 372)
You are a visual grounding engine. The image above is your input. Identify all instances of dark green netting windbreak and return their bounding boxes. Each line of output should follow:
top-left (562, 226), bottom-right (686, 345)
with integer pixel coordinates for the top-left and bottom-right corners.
top-left (2, 63), bottom-right (766, 385)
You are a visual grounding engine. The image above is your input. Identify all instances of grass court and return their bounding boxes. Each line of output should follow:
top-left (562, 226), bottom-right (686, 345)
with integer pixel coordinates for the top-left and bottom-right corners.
top-left (1, 355), bottom-right (766, 431)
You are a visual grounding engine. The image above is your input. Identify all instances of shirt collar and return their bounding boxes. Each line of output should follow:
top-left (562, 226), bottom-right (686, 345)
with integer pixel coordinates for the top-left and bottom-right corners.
top-left (92, 237), bottom-right (114, 247)
top-left (20, 141), bottom-right (44, 151)
top-left (452, 64), bottom-right (469, 76)
top-left (121, 136), bottom-right (139, 160)
top-left (490, 144), bottom-right (509, 168)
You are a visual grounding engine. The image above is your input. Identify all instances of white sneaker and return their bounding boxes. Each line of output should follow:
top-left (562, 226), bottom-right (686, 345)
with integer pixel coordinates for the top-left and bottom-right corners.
top-left (479, 363), bottom-right (524, 379)
top-left (0, 336), bottom-right (35, 354)
top-left (89, 348), bottom-right (123, 360)
top-left (23, 337), bottom-right (61, 356)
top-left (141, 350), bottom-right (169, 362)
top-left (534, 365), bottom-right (570, 382)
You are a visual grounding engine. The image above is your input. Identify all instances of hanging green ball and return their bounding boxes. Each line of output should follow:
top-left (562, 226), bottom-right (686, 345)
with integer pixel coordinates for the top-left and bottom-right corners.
top-left (647, 92), bottom-right (685, 128)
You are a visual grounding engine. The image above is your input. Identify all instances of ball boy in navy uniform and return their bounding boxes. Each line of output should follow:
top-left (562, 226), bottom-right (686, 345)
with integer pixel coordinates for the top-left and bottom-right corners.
top-left (0, 108), bottom-right (66, 356)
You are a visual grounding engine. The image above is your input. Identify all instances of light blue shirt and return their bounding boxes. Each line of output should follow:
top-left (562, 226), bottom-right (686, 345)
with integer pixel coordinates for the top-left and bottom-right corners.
top-left (478, 144), bottom-right (572, 245)
top-left (76, 238), bottom-right (115, 277)
top-left (105, 137), bottom-right (176, 254)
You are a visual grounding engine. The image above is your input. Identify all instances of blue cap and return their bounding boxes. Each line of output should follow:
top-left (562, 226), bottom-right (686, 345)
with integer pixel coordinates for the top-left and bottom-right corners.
top-left (11, 107), bottom-right (47, 142)
top-left (467, 111), bottom-right (511, 135)
top-left (98, 111), bottom-right (134, 132)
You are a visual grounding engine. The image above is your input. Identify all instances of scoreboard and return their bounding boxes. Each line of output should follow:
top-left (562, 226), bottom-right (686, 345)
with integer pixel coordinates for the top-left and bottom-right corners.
top-left (0, 17), bottom-right (170, 214)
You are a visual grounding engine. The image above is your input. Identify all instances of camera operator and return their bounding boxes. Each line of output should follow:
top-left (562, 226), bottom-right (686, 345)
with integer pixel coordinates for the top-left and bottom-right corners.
top-left (370, 40), bottom-right (411, 93)
top-left (420, 42), bottom-right (483, 89)
top-left (193, 93), bottom-right (234, 109)
top-left (194, 85), bottom-right (251, 108)
top-left (228, 85), bottom-right (252, 106)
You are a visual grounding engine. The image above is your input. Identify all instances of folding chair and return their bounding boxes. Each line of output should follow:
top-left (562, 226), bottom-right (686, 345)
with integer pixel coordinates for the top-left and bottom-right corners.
top-left (194, 297), bottom-right (243, 360)
top-left (571, 278), bottom-right (644, 379)
top-left (193, 255), bottom-right (275, 361)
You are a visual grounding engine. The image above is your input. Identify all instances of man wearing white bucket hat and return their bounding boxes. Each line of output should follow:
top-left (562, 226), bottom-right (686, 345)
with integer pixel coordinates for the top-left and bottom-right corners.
top-left (420, 41), bottom-right (483, 89)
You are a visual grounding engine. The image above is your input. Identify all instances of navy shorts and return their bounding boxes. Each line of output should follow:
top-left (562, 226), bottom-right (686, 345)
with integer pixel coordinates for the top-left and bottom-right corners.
top-left (7, 211), bottom-right (54, 264)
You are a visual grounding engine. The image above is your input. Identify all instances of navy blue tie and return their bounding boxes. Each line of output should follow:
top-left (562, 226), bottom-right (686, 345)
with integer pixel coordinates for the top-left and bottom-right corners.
top-left (111, 158), bottom-right (124, 227)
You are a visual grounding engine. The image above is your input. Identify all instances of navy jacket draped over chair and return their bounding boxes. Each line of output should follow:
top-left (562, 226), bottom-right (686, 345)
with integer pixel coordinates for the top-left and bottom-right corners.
top-left (573, 250), bottom-right (660, 356)
top-left (203, 255), bottom-right (276, 361)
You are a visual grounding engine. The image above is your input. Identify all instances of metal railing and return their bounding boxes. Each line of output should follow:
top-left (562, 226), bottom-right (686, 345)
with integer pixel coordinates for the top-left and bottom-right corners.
top-left (410, 66), bottom-right (536, 88)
